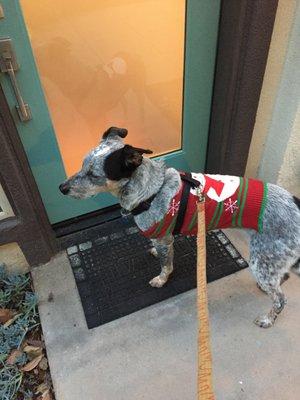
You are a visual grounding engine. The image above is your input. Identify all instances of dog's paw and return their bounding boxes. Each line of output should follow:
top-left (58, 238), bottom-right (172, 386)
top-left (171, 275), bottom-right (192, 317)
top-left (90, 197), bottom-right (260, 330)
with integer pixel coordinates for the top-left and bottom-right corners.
top-left (254, 314), bottom-right (274, 328)
top-left (148, 247), bottom-right (158, 258)
top-left (149, 276), bottom-right (166, 288)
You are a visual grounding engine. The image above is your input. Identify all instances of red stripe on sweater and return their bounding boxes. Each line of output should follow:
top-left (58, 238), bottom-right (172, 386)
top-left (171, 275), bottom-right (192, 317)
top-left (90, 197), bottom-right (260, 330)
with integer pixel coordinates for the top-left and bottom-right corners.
top-left (241, 178), bottom-right (264, 230)
top-left (141, 184), bottom-right (183, 238)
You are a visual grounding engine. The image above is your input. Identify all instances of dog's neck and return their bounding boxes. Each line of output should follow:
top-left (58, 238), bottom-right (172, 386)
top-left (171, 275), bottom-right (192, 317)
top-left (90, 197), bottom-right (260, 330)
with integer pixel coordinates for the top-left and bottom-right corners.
top-left (118, 158), bottom-right (166, 211)
top-left (115, 158), bottom-right (181, 232)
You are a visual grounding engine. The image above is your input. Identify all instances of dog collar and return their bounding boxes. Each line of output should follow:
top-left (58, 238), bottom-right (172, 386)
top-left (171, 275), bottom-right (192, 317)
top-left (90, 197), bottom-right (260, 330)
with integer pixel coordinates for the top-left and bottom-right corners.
top-left (130, 193), bottom-right (157, 216)
top-left (128, 172), bottom-right (200, 217)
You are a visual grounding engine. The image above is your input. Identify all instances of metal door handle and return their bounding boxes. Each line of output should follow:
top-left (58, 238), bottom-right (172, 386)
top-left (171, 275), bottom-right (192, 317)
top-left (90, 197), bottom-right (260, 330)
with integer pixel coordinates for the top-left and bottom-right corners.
top-left (0, 38), bottom-right (32, 122)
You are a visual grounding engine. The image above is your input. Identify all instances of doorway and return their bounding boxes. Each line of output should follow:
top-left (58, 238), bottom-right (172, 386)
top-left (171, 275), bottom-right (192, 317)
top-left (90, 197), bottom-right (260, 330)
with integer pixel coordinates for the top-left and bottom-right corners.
top-left (0, 0), bottom-right (220, 223)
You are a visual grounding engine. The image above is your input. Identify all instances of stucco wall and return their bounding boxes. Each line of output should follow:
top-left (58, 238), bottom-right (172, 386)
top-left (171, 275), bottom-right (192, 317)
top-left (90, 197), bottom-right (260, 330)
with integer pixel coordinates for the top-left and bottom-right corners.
top-left (0, 183), bottom-right (29, 273)
top-left (0, 243), bottom-right (29, 274)
top-left (246, 0), bottom-right (300, 197)
top-left (277, 106), bottom-right (300, 196)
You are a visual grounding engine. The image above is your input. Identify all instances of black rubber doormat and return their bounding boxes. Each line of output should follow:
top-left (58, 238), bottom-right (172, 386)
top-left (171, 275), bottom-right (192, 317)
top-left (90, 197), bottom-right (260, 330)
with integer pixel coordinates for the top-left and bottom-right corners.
top-left (61, 217), bottom-right (248, 329)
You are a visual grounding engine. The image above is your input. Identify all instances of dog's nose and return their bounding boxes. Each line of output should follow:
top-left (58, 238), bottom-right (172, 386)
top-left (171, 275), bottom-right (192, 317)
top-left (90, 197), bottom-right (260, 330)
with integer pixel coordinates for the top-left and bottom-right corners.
top-left (59, 182), bottom-right (70, 195)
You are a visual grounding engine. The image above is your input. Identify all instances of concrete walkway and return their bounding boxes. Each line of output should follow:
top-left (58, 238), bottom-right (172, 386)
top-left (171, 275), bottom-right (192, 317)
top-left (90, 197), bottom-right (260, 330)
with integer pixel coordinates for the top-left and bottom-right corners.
top-left (32, 230), bottom-right (300, 400)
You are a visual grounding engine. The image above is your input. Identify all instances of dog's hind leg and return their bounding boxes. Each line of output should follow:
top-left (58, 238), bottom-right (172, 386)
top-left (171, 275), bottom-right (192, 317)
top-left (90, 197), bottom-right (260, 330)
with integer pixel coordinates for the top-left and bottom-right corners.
top-left (249, 252), bottom-right (288, 328)
top-left (254, 278), bottom-right (286, 328)
top-left (248, 220), bottom-right (300, 328)
top-left (149, 234), bottom-right (174, 288)
top-left (257, 272), bottom-right (290, 293)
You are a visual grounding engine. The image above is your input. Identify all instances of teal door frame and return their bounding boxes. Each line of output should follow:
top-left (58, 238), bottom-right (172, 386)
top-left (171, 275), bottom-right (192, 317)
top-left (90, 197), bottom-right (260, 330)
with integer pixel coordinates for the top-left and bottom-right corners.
top-left (0, 0), bottom-right (220, 224)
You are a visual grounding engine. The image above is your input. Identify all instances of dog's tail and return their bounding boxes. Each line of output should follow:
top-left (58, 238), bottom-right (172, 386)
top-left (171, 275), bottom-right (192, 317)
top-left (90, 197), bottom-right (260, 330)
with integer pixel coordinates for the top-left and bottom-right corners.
top-left (293, 196), bottom-right (300, 210)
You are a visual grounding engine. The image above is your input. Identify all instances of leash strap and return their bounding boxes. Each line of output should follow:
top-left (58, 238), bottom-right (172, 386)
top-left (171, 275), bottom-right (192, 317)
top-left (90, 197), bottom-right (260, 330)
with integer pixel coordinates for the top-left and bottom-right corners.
top-left (173, 173), bottom-right (200, 235)
top-left (197, 195), bottom-right (215, 399)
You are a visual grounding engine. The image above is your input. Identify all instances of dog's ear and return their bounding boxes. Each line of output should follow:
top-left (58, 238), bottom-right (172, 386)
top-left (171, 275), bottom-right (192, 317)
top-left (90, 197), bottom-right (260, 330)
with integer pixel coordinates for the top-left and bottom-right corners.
top-left (122, 145), bottom-right (153, 169)
top-left (103, 144), bottom-right (153, 180)
top-left (102, 127), bottom-right (128, 140)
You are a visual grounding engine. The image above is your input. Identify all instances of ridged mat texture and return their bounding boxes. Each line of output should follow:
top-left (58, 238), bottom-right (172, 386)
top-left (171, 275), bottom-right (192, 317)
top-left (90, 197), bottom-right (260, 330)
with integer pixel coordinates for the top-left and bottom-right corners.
top-left (61, 216), bottom-right (248, 329)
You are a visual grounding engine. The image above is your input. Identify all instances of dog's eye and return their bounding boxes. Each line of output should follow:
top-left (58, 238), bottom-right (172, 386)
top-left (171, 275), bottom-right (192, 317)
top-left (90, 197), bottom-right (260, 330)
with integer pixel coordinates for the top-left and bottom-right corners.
top-left (87, 170), bottom-right (99, 179)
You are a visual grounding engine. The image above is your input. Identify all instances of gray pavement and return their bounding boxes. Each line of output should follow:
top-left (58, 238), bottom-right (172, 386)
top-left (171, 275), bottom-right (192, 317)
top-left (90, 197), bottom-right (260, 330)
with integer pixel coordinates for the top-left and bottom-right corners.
top-left (32, 230), bottom-right (300, 400)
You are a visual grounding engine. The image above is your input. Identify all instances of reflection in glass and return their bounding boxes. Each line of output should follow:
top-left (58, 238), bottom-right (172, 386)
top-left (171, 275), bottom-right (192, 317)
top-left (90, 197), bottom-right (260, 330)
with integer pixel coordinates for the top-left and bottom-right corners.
top-left (21, 1), bottom-right (185, 175)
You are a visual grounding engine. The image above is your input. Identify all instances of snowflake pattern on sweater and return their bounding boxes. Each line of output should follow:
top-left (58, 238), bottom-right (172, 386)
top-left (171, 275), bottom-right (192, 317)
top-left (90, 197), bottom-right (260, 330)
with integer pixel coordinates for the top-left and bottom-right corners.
top-left (139, 174), bottom-right (268, 239)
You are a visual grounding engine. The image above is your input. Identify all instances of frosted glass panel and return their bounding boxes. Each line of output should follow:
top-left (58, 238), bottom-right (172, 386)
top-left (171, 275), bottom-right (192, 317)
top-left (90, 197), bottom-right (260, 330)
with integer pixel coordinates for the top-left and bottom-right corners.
top-left (20, 1), bottom-right (185, 176)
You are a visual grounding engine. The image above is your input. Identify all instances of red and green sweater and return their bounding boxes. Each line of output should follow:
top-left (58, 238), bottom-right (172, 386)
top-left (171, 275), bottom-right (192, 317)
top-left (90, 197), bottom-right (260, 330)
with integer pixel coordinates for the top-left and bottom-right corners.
top-left (140, 174), bottom-right (268, 239)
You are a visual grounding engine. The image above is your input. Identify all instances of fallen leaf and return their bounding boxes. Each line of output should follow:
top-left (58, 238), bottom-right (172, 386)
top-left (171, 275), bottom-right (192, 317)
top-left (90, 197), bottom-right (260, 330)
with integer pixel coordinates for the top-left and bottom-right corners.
top-left (4, 312), bottom-right (22, 327)
top-left (39, 356), bottom-right (48, 371)
top-left (0, 308), bottom-right (14, 324)
top-left (6, 349), bottom-right (23, 365)
top-left (35, 382), bottom-right (49, 395)
top-left (37, 392), bottom-right (52, 400)
top-left (43, 392), bottom-right (53, 400)
top-left (23, 345), bottom-right (43, 359)
top-left (21, 354), bottom-right (43, 372)
top-left (27, 339), bottom-right (45, 348)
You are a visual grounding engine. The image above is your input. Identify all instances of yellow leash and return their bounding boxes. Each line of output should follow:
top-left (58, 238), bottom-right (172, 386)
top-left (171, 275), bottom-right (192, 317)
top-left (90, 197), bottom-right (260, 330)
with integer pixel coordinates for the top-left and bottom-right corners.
top-left (197, 194), bottom-right (215, 399)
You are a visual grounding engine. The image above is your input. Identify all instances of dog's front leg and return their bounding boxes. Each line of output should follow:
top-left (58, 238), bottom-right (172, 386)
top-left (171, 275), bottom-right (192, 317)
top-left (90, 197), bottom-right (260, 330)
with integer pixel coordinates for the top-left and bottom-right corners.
top-left (149, 234), bottom-right (174, 288)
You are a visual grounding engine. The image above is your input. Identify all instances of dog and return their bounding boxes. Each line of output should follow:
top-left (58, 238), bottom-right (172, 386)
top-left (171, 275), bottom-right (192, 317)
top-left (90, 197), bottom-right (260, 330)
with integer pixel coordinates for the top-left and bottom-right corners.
top-left (59, 127), bottom-right (300, 328)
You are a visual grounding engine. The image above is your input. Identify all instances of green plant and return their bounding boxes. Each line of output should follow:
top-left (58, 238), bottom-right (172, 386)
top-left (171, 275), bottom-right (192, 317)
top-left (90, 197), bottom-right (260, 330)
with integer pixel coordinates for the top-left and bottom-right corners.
top-left (0, 364), bottom-right (23, 400)
top-left (0, 263), bottom-right (42, 399)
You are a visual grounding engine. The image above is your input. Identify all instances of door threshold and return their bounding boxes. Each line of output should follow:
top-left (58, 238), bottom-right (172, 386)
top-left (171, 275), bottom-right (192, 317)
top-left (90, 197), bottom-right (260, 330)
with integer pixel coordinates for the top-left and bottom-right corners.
top-left (53, 205), bottom-right (121, 238)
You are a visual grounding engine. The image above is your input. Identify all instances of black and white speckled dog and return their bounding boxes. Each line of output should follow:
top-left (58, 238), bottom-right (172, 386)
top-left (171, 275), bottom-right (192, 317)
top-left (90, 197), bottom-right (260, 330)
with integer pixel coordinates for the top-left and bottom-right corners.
top-left (59, 127), bottom-right (300, 328)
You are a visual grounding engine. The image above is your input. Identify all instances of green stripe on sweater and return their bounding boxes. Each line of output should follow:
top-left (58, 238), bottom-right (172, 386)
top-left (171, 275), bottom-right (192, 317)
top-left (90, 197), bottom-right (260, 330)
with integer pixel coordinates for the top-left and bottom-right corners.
top-left (213, 202), bottom-right (224, 229)
top-left (208, 202), bottom-right (221, 230)
top-left (149, 217), bottom-right (167, 238)
top-left (238, 178), bottom-right (249, 227)
top-left (232, 177), bottom-right (243, 227)
top-left (165, 216), bottom-right (178, 236)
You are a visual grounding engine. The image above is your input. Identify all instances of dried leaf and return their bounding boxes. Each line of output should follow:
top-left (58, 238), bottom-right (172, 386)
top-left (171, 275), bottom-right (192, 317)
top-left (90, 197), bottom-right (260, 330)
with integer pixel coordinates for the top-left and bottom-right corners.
top-left (39, 356), bottom-right (48, 371)
top-left (4, 312), bottom-right (22, 327)
top-left (21, 354), bottom-right (43, 372)
top-left (27, 339), bottom-right (45, 348)
top-left (37, 392), bottom-right (52, 400)
top-left (23, 345), bottom-right (43, 359)
top-left (6, 349), bottom-right (23, 365)
top-left (43, 392), bottom-right (53, 400)
top-left (0, 308), bottom-right (14, 324)
top-left (35, 382), bottom-right (49, 395)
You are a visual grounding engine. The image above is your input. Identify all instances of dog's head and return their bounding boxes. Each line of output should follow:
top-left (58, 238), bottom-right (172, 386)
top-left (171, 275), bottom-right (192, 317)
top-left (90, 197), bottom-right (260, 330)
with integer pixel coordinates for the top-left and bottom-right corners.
top-left (59, 127), bottom-right (153, 199)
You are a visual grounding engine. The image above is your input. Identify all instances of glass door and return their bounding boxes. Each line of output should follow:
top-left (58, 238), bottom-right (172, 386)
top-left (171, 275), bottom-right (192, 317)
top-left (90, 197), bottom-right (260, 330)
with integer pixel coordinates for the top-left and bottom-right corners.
top-left (0, 0), bottom-right (220, 223)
